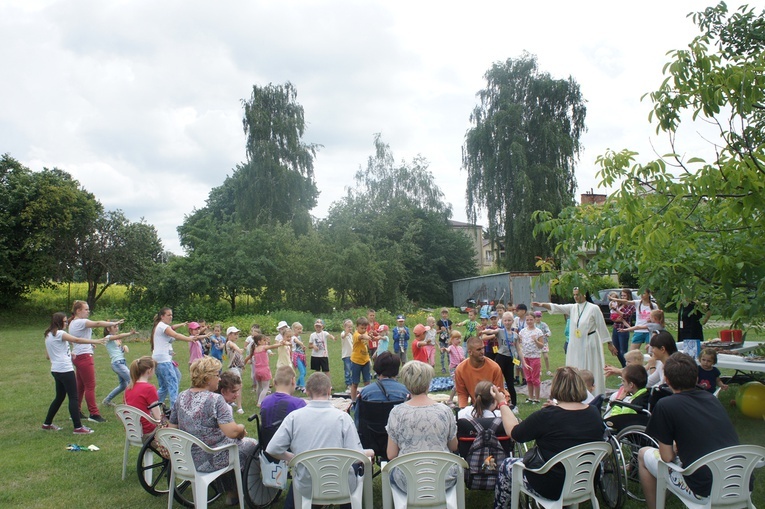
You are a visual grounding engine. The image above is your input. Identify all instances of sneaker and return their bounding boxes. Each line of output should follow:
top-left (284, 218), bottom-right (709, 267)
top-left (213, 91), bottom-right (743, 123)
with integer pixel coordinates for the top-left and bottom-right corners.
top-left (520, 379), bottom-right (527, 386)
top-left (88, 414), bottom-right (107, 423)
top-left (236, 408), bottom-right (244, 414)
top-left (73, 426), bottom-right (94, 435)
top-left (101, 399), bottom-right (115, 408)
top-left (42, 424), bottom-right (62, 431)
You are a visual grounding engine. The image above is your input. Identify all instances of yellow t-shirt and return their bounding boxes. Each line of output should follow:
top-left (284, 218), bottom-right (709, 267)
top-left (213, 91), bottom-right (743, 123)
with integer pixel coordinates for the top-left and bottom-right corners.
top-left (350, 330), bottom-right (370, 365)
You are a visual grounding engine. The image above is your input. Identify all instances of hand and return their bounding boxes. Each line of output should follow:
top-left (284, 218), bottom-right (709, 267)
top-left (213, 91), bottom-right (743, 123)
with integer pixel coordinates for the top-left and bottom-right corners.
top-left (531, 301), bottom-right (542, 307)
top-left (607, 343), bottom-right (618, 356)
top-left (97, 338), bottom-right (108, 345)
top-left (490, 385), bottom-right (506, 404)
top-left (114, 319), bottom-right (125, 325)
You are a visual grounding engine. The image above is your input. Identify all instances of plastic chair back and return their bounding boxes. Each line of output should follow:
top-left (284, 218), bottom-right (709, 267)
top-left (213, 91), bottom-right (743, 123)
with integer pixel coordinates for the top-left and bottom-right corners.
top-left (381, 451), bottom-right (467, 509)
top-left (115, 404), bottom-right (158, 480)
top-left (288, 448), bottom-right (373, 509)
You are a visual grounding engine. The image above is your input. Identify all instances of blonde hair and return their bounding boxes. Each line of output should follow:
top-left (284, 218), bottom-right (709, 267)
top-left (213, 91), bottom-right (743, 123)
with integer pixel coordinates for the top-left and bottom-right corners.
top-left (471, 380), bottom-right (495, 418)
top-left (624, 349), bottom-right (644, 365)
top-left (343, 319), bottom-right (353, 328)
top-left (274, 365), bottom-right (296, 386)
top-left (291, 322), bottom-right (302, 332)
top-left (650, 309), bottom-right (665, 325)
top-left (189, 357), bottom-right (222, 388)
top-left (450, 330), bottom-right (462, 342)
top-left (399, 360), bottom-right (434, 395)
top-left (549, 366), bottom-right (588, 403)
top-left (578, 369), bottom-right (595, 390)
top-left (426, 315), bottom-right (436, 326)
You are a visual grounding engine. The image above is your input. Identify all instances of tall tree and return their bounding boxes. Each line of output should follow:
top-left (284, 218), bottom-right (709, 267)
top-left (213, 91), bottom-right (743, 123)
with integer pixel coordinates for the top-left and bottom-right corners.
top-left (236, 82), bottom-right (320, 234)
top-left (535, 2), bottom-right (765, 326)
top-left (0, 155), bottom-right (101, 305)
top-left (463, 53), bottom-right (585, 270)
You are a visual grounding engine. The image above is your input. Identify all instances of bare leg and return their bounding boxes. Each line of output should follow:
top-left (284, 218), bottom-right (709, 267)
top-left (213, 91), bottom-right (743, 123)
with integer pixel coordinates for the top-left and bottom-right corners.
top-left (638, 447), bottom-right (657, 509)
top-left (350, 383), bottom-right (358, 402)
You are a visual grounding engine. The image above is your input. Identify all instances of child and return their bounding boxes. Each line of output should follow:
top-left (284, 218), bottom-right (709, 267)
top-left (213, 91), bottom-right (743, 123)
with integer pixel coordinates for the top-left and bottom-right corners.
top-left (456, 309), bottom-right (478, 357)
top-left (608, 292), bottom-right (621, 322)
top-left (423, 315), bottom-right (437, 367)
top-left (224, 326), bottom-right (246, 413)
top-left (513, 304), bottom-right (528, 385)
top-left (457, 380), bottom-right (500, 419)
top-left (246, 334), bottom-right (281, 407)
top-left (291, 322), bottom-right (307, 392)
top-left (209, 324), bottom-right (226, 362)
top-left (603, 364), bottom-right (649, 420)
top-left (366, 309), bottom-right (380, 359)
top-left (442, 330), bottom-right (465, 405)
top-left (340, 319), bottom-right (354, 392)
top-left (243, 324), bottom-right (261, 389)
top-left (350, 316), bottom-right (372, 402)
top-left (698, 348), bottom-right (728, 393)
top-left (392, 315), bottom-right (410, 364)
top-left (579, 369), bottom-right (597, 405)
top-left (187, 322), bottom-right (205, 367)
top-left (276, 328), bottom-right (294, 372)
top-left (519, 314), bottom-right (544, 403)
top-left (533, 311), bottom-right (552, 376)
top-left (374, 324), bottom-right (390, 359)
top-left (308, 319), bottom-right (335, 378)
top-left (101, 322), bottom-right (138, 407)
top-left (481, 312), bottom-right (500, 361)
top-left (436, 308), bottom-right (453, 374)
top-left (623, 308), bottom-right (666, 336)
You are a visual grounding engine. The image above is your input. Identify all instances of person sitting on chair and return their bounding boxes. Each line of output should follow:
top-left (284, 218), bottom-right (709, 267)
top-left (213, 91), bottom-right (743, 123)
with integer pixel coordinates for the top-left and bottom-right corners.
top-left (260, 366), bottom-right (307, 430)
top-left (266, 372), bottom-right (374, 509)
top-left (357, 352), bottom-right (409, 404)
top-left (638, 352), bottom-right (740, 509)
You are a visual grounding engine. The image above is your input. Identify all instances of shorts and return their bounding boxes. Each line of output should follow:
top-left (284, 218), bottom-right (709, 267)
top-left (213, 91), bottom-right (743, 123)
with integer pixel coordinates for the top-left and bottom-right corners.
top-left (255, 369), bottom-right (272, 382)
top-left (642, 448), bottom-right (706, 502)
top-left (449, 367), bottom-right (456, 379)
top-left (310, 356), bottom-right (330, 372)
top-left (351, 361), bottom-right (371, 385)
top-left (632, 332), bottom-right (650, 344)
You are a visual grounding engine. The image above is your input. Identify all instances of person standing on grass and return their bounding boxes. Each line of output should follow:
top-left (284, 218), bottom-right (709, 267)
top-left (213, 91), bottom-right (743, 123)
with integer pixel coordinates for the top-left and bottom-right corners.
top-left (350, 316), bottom-right (372, 403)
top-left (392, 315), bottom-right (410, 364)
top-left (151, 307), bottom-right (200, 408)
top-left (42, 312), bottom-right (108, 434)
top-left (437, 307), bottom-right (453, 374)
top-left (68, 300), bottom-right (125, 424)
top-left (308, 318), bottom-right (335, 379)
top-left (101, 322), bottom-right (138, 408)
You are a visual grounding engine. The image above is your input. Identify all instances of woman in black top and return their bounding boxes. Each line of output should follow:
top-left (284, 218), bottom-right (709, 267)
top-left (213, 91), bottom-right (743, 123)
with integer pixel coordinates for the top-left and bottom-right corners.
top-left (491, 366), bottom-right (604, 507)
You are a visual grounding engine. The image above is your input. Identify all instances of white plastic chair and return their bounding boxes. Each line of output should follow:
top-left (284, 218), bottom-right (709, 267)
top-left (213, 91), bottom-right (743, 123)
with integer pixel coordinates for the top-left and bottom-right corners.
top-left (381, 451), bottom-right (468, 509)
top-left (114, 404), bottom-right (160, 480)
top-left (511, 441), bottom-right (611, 509)
top-left (155, 428), bottom-right (244, 509)
top-left (656, 444), bottom-right (765, 509)
top-left (287, 448), bottom-right (373, 509)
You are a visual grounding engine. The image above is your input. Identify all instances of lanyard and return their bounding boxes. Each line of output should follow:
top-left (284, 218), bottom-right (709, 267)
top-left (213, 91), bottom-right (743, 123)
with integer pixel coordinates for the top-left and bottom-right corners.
top-left (576, 303), bottom-right (587, 329)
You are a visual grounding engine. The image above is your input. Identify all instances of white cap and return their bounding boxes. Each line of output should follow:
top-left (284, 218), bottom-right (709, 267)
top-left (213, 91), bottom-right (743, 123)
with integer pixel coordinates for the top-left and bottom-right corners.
top-left (276, 321), bottom-right (289, 330)
top-left (226, 326), bottom-right (240, 335)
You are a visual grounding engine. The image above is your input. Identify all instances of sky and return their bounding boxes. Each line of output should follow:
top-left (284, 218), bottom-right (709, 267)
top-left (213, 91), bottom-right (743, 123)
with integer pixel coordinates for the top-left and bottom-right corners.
top-left (1, 0), bottom-right (749, 254)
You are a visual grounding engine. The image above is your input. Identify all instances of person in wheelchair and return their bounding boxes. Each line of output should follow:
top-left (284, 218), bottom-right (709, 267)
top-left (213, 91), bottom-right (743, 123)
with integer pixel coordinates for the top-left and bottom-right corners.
top-left (603, 364), bottom-right (649, 432)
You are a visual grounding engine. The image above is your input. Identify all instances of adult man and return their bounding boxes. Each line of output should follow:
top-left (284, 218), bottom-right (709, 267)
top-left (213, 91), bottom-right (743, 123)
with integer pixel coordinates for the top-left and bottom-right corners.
top-left (533, 287), bottom-right (610, 395)
top-left (411, 323), bottom-right (430, 363)
top-left (453, 336), bottom-right (504, 408)
top-left (638, 352), bottom-right (740, 509)
top-left (260, 366), bottom-right (307, 430)
top-left (266, 372), bottom-right (374, 509)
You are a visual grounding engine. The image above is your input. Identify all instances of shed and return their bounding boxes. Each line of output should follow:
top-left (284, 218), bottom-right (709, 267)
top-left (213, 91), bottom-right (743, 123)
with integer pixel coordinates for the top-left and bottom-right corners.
top-left (451, 272), bottom-right (550, 309)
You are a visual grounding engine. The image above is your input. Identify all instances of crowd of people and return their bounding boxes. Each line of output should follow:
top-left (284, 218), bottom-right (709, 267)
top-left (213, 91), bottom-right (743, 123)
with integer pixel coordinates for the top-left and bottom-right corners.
top-left (40, 292), bottom-right (752, 508)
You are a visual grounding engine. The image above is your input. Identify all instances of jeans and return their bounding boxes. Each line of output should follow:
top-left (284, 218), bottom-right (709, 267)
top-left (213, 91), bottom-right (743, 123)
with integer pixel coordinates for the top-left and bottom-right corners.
top-left (45, 370), bottom-right (82, 428)
top-left (342, 357), bottom-right (352, 387)
top-left (612, 328), bottom-right (630, 367)
top-left (104, 359), bottom-right (131, 403)
top-left (295, 357), bottom-right (306, 387)
top-left (156, 361), bottom-right (180, 407)
top-left (73, 354), bottom-right (98, 416)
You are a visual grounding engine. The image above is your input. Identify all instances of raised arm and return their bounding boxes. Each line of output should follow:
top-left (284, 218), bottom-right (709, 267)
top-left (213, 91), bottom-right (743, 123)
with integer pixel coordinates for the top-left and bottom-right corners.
top-left (62, 332), bottom-right (108, 346)
top-left (83, 318), bottom-right (125, 329)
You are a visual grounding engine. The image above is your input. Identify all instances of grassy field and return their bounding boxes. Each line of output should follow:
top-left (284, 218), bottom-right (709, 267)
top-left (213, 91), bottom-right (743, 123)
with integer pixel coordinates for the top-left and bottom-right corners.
top-left (1, 310), bottom-right (763, 508)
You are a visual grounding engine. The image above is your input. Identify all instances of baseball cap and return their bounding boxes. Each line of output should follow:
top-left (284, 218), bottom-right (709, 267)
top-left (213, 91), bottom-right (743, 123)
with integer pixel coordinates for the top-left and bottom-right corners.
top-left (226, 326), bottom-right (240, 335)
top-left (480, 312), bottom-right (489, 319)
top-left (396, 314), bottom-right (405, 321)
top-left (276, 321), bottom-right (289, 330)
top-left (377, 324), bottom-right (389, 332)
top-left (413, 324), bottom-right (431, 336)
top-left (534, 311), bottom-right (543, 317)
top-left (314, 319), bottom-right (324, 327)
top-left (490, 311), bottom-right (499, 318)
top-left (188, 322), bottom-right (200, 330)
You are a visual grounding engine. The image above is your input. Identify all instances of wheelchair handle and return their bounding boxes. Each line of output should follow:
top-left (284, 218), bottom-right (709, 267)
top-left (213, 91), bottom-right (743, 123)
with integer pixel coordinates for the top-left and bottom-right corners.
top-left (610, 399), bottom-right (649, 414)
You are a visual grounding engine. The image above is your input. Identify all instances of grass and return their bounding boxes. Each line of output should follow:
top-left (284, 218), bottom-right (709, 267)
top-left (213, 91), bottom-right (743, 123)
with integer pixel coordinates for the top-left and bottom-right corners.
top-left (1, 311), bottom-right (763, 508)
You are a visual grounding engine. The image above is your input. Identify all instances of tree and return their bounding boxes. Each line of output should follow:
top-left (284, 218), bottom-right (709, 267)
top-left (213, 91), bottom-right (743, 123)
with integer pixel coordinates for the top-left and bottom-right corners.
top-left (463, 53), bottom-right (586, 270)
top-left (0, 155), bottom-right (101, 305)
top-left (72, 210), bottom-right (163, 311)
top-left (535, 2), bottom-right (765, 326)
top-left (236, 82), bottom-right (320, 234)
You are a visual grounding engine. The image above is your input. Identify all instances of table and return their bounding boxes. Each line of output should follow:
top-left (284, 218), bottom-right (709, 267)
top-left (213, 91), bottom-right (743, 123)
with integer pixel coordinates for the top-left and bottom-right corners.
top-left (717, 353), bottom-right (765, 383)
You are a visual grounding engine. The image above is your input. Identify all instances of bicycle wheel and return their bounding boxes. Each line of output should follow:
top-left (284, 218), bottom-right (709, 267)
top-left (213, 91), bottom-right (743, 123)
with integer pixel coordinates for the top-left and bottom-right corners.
top-left (137, 438), bottom-right (171, 496)
top-left (597, 438), bottom-right (625, 509)
top-left (243, 450), bottom-right (282, 509)
top-left (617, 426), bottom-right (658, 502)
top-left (173, 478), bottom-right (223, 508)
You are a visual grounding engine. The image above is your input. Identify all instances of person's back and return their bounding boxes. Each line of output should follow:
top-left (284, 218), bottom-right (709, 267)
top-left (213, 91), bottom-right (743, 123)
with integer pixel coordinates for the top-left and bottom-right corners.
top-left (260, 366), bottom-right (306, 437)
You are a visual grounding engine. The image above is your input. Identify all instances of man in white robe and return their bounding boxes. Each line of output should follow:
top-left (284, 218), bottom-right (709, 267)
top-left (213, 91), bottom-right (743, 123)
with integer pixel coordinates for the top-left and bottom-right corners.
top-left (532, 287), bottom-right (611, 395)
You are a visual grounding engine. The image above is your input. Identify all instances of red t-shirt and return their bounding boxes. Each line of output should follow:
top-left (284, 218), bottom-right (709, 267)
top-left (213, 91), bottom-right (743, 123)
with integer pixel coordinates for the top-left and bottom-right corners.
top-left (125, 381), bottom-right (160, 435)
top-left (411, 339), bottom-right (428, 363)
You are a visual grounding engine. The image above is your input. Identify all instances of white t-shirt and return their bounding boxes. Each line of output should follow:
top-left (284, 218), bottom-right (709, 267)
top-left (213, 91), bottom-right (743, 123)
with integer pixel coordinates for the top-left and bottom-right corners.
top-left (152, 322), bottom-right (174, 363)
top-left (309, 331), bottom-right (329, 358)
top-left (457, 406), bottom-right (500, 420)
top-left (46, 331), bottom-right (74, 372)
top-left (647, 360), bottom-right (664, 388)
top-left (634, 300), bottom-right (656, 328)
top-left (69, 318), bottom-right (93, 355)
top-left (340, 331), bottom-right (354, 358)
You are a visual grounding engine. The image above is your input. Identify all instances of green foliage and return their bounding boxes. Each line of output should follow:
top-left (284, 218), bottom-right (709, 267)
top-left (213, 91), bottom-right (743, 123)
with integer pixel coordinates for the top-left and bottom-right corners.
top-left (463, 53), bottom-right (585, 271)
top-left (536, 2), bottom-right (765, 327)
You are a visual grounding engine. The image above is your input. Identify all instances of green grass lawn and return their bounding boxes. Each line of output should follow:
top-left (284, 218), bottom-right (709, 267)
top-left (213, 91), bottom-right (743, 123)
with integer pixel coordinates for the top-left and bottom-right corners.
top-left (1, 312), bottom-right (763, 508)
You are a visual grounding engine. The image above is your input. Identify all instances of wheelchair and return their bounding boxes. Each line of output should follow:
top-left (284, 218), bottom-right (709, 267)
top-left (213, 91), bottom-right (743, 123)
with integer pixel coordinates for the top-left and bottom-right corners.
top-left (355, 396), bottom-right (407, 476)
top-left (241, 413), bottom-right (282, 509)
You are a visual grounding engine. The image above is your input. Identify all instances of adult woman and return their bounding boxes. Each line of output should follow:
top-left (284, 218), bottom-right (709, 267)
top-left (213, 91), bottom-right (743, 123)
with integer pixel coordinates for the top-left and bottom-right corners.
top-left (646, 330), bottom-right (678, 388)
top-left (169, 356), bottom-right (256, 505)
top-left (68, 300), bottom-right (125, 423)
top-left (492, 367), bottom-right (604, 508)
top-left (386, 360), bottom-right (458, 491)
top-left (610, 288), bottom-right (657, 352)
top-left (124, 356), bottom-right (163, 442)
top-left (150, 307), bottom-right (198, 407)
top-left (42, 312), bottom-right (108, 434)
top-left (611, 289), bottom-right (635, 367)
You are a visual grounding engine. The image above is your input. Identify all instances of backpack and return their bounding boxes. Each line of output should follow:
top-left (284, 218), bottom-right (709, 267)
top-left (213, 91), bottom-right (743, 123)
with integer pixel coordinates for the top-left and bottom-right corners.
top-left (463, 416), bottom-right (507, 490)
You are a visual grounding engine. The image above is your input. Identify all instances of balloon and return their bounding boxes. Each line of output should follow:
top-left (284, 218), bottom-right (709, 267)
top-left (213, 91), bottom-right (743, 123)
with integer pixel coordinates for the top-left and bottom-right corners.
top-left (735, 382), bottom-right (765, 419)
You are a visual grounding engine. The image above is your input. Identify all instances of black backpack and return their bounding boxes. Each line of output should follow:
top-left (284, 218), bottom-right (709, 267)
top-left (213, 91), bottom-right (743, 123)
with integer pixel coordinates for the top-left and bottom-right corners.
top-left (462, 416), bottom-right (507, 490)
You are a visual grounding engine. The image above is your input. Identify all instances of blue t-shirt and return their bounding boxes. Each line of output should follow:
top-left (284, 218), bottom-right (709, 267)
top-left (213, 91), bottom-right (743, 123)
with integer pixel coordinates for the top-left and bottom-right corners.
top-left (697, 365), bottom-right (720, 393)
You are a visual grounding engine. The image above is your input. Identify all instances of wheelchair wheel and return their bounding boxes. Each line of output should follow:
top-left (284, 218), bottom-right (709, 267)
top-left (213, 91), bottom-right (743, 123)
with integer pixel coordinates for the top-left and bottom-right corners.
top-left (137, 437), bottom-right (171, 496)
top-left (597, 437), bottom-right (625, 509)
top-left (173, 479), bottom-right (223, 508)
top-left (617, 426), bottom-right (658, 502)
top-left (243, 449), bottom-right (281, 509)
